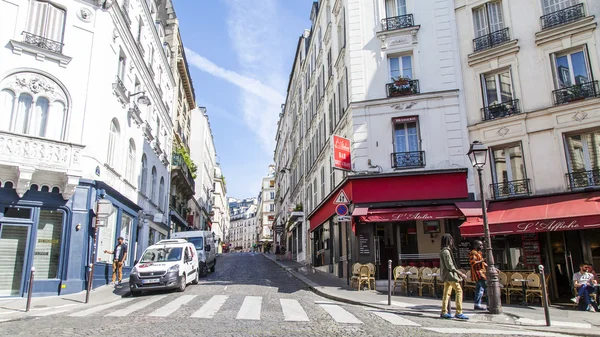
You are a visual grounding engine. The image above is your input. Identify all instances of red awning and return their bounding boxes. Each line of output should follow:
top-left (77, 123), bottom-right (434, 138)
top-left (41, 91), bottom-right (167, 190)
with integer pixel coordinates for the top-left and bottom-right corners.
top-left (359, 205), bottom-right (462, 223)
top-left (352, 207), bottom-right (369, 216)
top-left (460, 192), bottom-right (600, 237)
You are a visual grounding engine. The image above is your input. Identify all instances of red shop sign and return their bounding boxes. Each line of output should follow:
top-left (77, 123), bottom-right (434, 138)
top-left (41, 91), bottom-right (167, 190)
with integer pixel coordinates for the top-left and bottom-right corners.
top-left (332, 135), bottom-right (352, 171)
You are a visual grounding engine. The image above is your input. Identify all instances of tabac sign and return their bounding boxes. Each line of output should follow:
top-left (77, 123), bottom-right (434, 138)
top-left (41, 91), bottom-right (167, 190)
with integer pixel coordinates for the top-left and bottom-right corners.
top-left (332, 135), bottom-right (351, 171)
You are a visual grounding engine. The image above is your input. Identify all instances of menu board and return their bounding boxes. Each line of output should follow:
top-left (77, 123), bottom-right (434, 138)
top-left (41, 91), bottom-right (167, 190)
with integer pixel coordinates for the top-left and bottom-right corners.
top-left (525, 254), bottom-right (542, 266)
top-left (522, 241), bottom-right (540, 253)
top-left (358, 234), bottom-right (370, 256)
top-left (458, 240), bottom-right (472, 268)
top-left (521, 234), bottom-right (542, 269)
top-left (522, 233), bottom-right (538, 240)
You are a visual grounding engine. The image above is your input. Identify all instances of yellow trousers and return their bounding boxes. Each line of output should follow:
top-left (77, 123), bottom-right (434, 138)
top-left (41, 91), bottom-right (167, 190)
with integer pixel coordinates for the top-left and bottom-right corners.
top-left (441, 281), bottom-right (463, 315)
top-left (112, 260), bottom-right (123, 283)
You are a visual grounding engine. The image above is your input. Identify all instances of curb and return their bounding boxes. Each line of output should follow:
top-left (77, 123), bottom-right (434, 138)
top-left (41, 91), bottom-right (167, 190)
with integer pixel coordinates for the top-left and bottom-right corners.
top-left (262, 254), bottom-right (593, 336)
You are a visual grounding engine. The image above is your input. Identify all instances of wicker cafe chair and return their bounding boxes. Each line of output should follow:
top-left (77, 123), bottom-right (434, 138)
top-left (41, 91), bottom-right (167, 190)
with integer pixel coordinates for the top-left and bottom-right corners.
top-left (525, 273), bottom-right (547, 305)
top-left (408, 266), bottom-right (420, 295)
top-left (350, 263), bottom-right (362, 289)
top-left (435, 269), bottom-right (444, 293)
top-left (392, 266), bottom-right (406, 295)
top-left (357, 265), bottom-right (371, 291)
top-left (507, 272), bottom-right (525, 304)
top-left (420, 267), bottom-right (435, 297)
top-left (366, 263), bottom-right (376, 289)
top-left (498, 271), bottom-right (510, 303)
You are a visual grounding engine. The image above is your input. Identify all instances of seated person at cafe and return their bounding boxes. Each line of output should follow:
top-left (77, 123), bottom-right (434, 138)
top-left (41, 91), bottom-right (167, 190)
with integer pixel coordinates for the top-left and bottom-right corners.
top-left (572, 262), bottom-right (597, 312)
top-left (515, 256), bottom-right (526, 270)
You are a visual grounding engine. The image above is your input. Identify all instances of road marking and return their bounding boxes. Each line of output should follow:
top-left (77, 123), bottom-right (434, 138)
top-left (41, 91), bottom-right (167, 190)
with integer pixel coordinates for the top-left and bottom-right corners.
top-left (31, 309), bottom-right (70, 317)
top-left (317, 302), bottom-right (362, 324)
top-left (423, 328), bottom-right (570, 336)
top-left (105, 295), bottom-right (167, 317)
top-left (378, 300), bottom-right (411, 308)
top-left (223, 286), bottom-right (227, 291)
top-left (236, 296), bottom-right (261, 320)
top-left (148, 295), bottom-right (196, 317)
top-left (516, 318), bottom-right (591, 329)
top-left (280, 299), bottom-right (309, 322)
top-left (365, 308), bottom-right (420, 326)
top-left (191, 295), bottom-right (229, 318)
top-left (69, 298), bottom-right (134, 317)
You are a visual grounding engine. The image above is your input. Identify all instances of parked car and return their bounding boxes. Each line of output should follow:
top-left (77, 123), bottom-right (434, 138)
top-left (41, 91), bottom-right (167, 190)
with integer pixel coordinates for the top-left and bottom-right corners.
top-left (171, 231), bottom-right (216, 277)
top-left (129, 239), bottom-right (199, 296)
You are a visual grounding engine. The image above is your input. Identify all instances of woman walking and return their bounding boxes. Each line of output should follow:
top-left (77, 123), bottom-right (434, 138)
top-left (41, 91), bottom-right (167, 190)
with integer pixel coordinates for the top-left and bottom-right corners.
top-left (439, 233), bottom-right (469, 320)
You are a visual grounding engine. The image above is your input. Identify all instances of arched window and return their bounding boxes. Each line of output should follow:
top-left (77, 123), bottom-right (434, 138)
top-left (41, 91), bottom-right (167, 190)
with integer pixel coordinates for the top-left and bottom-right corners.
top-left (151, 166), bottom-right (157, 202)
top-left (140, 154), bottom-right (148, 194)
top-left (0, 73), bottom-right (69, 140)
top-left (107, 118), bottom-right (120, 167)
top-left (126, 139), bottom-right (136, 182)
top-left (158, 177), bottom-right (165, 210)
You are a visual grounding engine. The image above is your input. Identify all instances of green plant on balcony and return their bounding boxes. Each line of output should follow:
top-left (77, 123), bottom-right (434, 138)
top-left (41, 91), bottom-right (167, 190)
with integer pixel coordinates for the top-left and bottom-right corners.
top-left (293, 203), bottom-right (303, 211)
top-left (174, 143), bottom-right (198, 179)
top-left (392, 76), bottom-right (411, 86)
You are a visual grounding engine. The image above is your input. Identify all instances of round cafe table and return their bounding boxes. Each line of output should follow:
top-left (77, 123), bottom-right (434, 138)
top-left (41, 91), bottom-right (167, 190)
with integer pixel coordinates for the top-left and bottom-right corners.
top-left (513, 278), bottom-right (532, 306)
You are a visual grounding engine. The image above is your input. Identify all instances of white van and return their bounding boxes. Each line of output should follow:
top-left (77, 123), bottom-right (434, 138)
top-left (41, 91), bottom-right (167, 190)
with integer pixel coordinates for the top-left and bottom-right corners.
top-left (171, 231), bottom-right (216, 277)
top-left (129, 239), bottom-right (199, 296)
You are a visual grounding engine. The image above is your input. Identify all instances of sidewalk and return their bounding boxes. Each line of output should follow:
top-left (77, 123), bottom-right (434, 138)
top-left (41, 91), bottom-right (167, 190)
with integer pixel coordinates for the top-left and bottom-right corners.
top-left (263, 254), bottom-right (600, 336)
top-left (0, 281), bottom-right (129, 322)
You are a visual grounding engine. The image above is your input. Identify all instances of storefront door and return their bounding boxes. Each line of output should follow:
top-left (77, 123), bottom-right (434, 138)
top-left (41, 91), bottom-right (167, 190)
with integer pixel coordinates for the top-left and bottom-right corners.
top-left (0, 224), bottom-right (31, 296)
top-left (376, 223), bottom-right (397, 279)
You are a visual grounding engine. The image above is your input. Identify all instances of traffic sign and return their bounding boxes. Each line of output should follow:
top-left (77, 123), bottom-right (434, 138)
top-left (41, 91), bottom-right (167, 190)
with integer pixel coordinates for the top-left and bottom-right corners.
top-left (335, 204), bottom-right (348, 216)
top-left (333, 190), bottom-right (349, 204)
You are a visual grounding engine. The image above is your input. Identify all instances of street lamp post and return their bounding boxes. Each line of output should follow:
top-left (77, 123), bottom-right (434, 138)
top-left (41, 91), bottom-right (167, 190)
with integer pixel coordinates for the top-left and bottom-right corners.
top-left (467, 140), bottom-right (502, 314)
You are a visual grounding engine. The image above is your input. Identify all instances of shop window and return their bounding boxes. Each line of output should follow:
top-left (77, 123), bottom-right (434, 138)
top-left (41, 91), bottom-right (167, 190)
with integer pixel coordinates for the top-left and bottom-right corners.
top-left (491, 144), bottom-right (529, 198)
top-left (565, 130), bottom-right (600, 189)
top-left (120, 213), bottom-right (133, 265)
top-left (97, 205), bottom-right (118, 264)
top-left (33, 209), bottom-right (64, 279)
top-left (298, 226), bottom-right (303, 253)
top-left (0, 225), bottom-right (29, 296)
top-left (3, 207), bottom-right (32, 219)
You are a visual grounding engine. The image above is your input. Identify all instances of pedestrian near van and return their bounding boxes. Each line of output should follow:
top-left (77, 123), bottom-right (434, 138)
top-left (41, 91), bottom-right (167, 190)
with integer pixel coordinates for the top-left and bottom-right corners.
top-left (439, 234), bottom-right (469, 320)
top-left (469, 240), bottom-right (488, 311)
top-left (275, 245), bottom-right (281, 260)
top-left (104, 236), bottom-right (127, 285)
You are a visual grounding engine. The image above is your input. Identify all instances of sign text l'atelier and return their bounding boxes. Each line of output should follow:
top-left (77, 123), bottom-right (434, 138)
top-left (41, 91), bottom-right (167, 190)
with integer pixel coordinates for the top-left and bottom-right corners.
top-left (362, 212), bottom-right (434, 222)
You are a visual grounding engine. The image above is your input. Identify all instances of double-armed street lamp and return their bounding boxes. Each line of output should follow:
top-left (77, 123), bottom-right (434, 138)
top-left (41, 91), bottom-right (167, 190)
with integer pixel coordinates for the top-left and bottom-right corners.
top-left (467, 140), bottom-right (502, 314)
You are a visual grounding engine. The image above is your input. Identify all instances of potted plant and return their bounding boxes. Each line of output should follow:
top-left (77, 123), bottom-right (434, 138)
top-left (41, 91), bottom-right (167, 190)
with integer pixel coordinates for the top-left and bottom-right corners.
top-left (392, 76), bottom-right (410, 86)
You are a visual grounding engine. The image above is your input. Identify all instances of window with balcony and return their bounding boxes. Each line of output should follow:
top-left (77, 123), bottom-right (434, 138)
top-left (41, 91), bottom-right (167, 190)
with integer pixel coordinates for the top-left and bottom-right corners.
top-left (269, 192), bottom-right (275, 200)
top-left (491, 144), bottom-right (530, 198)
top-left (313, 178), bottom-right (318, 209)
top-left (473, 2), bottom-right (510, 52)
top-left (541, 0), bottom-right (583, 30)
top-left (151, 166), bottom-right (157, 202)
top-left (387, 55), bottom-right (418, 97)
top-left (126, 139), bottom-right (136, 182)
top-left (382, 0), bottom-right (413, 31)
top-left (320, 166), bottom-right (325, 200)
top-left (140, 154), bottom-right (148, 195)
top-left (25, 1), bottom-right (66, 54)
top-left (565, 131), bottom-right (600, 189)
top-left (552, 47), bottom-right (598, 104)
top-left (481, 69), bottom-right (519, 121)
top-left (391, 116), bottom-right (424, 169)
top-left (107, 118), bottom-right (120, 167)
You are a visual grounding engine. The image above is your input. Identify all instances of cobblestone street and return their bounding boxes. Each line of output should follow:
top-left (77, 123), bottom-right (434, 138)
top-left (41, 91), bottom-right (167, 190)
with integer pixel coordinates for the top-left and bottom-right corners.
top-left (0, 254), bottom-right (577, 337)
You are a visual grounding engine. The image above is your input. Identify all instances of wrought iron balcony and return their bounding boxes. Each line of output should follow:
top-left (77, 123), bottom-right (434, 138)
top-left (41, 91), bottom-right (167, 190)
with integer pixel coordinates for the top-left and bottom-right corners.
top-left (143, 121), bottom-right (154, 142)
top-left (391, 151), bottom-right (425, 169)
top-left (553, 81), bottom-right (599, 105)
top-left (481, 99), bottom-right (521, 121)
top-left (148, 66), bottom-right (155, 79)
top-left (112, 76), bottom-right (129, 103)
top-left (157, 87), bottom-right (163, 98)
top-left (170, 195), bottom-right (189, 219)
top-left (22, 31), bottom-right (63, 54)
top-left (473, 27), bottom-right (510, 52)
top-left (541, 3), bottom-right (585, 30)
top-left (490, 179), bottom-right (531, 199)
top-left (172, 153), bottom-right (195, 193)
top-left (121, 5), bottom-right (132, 27)
top-left (381, 14), bottom-right (414, 31)
top-left (136, 38), bottom-right (145, 57)
top-left (128, 102), bottom-right (143, 126)
top-left (567, 169), bottom-right (600, 190)
top-left (386, 79), bottom-right (419, 97)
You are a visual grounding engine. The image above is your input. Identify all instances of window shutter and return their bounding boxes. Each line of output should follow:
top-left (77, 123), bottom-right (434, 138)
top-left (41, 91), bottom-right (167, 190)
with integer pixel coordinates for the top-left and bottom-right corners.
top-left (26, 1), bottom-right (48, 37)
top-left (45, 4), bottom-right (65, 42)
top-left (472, 6), bottom-right (488, 38)
top-left (488, 2), bottom-right (504, 33)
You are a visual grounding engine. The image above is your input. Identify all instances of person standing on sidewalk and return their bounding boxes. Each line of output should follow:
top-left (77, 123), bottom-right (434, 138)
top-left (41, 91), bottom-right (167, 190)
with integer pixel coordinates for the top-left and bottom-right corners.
top-left (104, 237), bottom-right (127, 285)
top-left (469, 240), bottom-right (488, 311)
top-left (439, 234), bottom-right (469, 320)
top-left (275, 245), bottom-right (281, 261)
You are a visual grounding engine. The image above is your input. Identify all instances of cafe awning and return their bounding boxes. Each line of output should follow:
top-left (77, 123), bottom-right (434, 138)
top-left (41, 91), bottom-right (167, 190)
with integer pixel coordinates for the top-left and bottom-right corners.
top-left (358, 205), bottom-right (463, 223)
top-left (459, 192), bottom-right (600, 237)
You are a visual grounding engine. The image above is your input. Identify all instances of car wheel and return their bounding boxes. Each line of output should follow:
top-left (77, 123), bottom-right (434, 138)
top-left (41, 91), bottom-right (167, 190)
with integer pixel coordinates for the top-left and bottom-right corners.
top-left (200, 262), bottom-right (209, 277)
top-left (192, 269), bottom-right (200, 285)
top-left (209, 263), bottom-right (215, 273)
top-left (178, 275), bottom-right (186, 292)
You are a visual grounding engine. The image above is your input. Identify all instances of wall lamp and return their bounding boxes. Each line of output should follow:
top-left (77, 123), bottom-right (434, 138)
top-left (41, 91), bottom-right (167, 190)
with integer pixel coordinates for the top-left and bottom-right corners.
top-left (129, 91), bottom-right (151, 105)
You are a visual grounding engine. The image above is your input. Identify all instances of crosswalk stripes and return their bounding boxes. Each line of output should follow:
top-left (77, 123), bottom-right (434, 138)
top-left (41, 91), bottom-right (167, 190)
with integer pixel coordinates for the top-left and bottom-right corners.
top-left (69, 298), bottom-right (135, 317)
top-left (423, 328), bottom-right (569, 337)
top-left (105, 295), bottom-right (167, 317)
top-left (316, 301), bottom-right (362, 324)
top-left (236, 296), bottom-right (262, 320)
top-left (191, 295), bottom-right (228, 318)
top-left (148, 295), bottom-right (196, 317)
top-left (280, 299), bottom-right (309, 322)
top-left (31, 309), bottom-right (70, 317)
top-left (364, 308), bottom-right (420, 326)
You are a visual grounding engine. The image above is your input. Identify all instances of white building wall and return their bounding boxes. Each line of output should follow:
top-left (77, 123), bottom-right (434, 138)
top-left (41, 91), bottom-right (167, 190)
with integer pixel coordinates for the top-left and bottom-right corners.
top-left (190, 106), bottom-right (216, 229)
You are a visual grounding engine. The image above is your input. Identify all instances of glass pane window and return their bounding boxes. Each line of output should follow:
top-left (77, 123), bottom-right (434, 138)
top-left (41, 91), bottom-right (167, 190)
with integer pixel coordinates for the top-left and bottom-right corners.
top-left (26, 0), bottom-right (66, 42)
top-left (0, 225), bottom-right (29, 296)
top-left (389, 56), bottom-right (413, 81)
top-left (542, 0), bottom-right (578, 15)
top-left (33, 209), bottom-right (64, 279)
top-left (98, 206), bottom-right (118, 264)
top-left (394, 121), bottom-right (419, 153)
top-left (107, 119), bottom-right (119, 167)
top-left (492, 144), bottom-right (526, 183)
top-left (555, 49), bottom-right (591, 88)
top-left (0, 89), bottom-right (15, 131)
top-left (120, 213), bottom-right (133, 265)
top-left (483, 70), bottom-right (513, 105)
top-left (385, 0), bottom-right (406, 17)
top-left (472, 1), bottom-right (504, 37)
top-left (566, 131), bottom-right (600, 172)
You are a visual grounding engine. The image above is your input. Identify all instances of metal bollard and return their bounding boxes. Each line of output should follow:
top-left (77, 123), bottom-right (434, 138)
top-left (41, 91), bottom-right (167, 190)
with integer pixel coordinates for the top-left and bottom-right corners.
top-left (388, 260), bottom-right (392, 306)
top-left (539, 265), bottom-right (551, 326)
top-left (26, 267), bottom-right (35, 312)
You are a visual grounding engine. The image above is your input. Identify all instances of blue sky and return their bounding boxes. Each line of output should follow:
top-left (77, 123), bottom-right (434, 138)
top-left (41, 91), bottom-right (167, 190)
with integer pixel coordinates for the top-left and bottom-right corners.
top-left (173, 0), bottom-right (314, 199)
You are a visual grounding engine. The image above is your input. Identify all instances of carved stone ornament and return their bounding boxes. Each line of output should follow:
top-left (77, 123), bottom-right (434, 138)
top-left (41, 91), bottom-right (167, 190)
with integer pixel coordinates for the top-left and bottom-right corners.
top-left (2, 73), bottom-right (67, 103)
top-left (112, 28), bottom-right (118, 42)
top-left (15, 76), bottom-right (54, 94)
top-left (572, 111), bottom-right (588, 122)
top-left (78, 7), bottom-right (93, 22)
top-left (497, 126), bottom-right (510, 137)
top-left (391, 102), bottom-right (417, 110)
